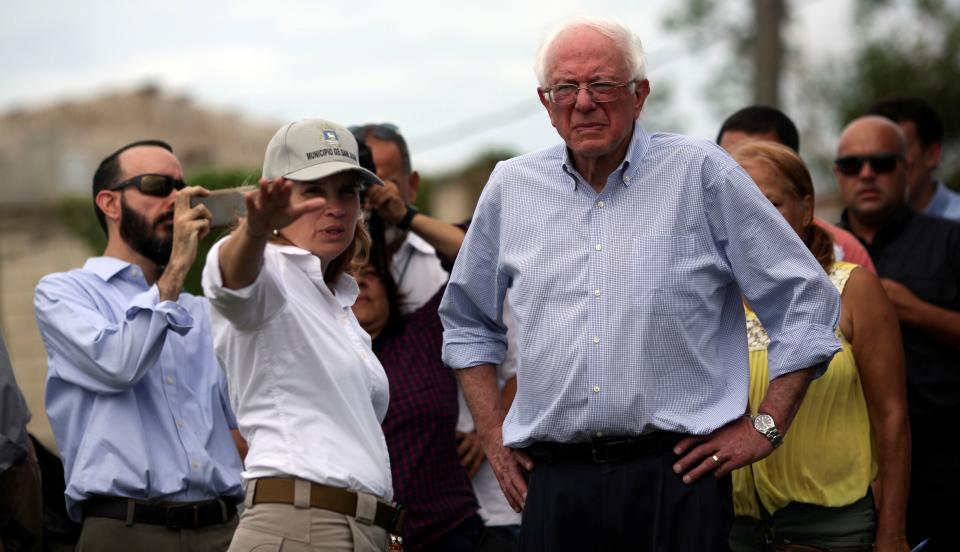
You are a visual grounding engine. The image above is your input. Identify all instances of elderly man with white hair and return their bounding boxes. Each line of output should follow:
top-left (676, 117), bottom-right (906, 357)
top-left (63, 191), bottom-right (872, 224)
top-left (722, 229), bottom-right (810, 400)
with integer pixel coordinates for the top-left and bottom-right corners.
top-left (440, 16), bottom-right (842, 551)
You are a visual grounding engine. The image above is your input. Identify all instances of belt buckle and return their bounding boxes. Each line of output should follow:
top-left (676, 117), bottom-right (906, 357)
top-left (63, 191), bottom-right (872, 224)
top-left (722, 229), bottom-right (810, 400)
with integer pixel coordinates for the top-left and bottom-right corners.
top-left (165, 504), bottom-right (199, 529)
top-left (590, 438), bottom-right (630, 464)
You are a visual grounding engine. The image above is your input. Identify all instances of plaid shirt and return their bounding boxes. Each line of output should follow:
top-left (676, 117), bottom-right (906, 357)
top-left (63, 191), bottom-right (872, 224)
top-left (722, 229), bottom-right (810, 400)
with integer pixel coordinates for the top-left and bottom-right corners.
top-left (377, 287), bottom-right (478, 550)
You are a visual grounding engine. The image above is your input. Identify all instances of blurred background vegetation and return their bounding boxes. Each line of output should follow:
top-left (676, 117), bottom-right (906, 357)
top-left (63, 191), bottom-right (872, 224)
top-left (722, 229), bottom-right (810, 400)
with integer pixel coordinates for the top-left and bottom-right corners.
top-left (664, 0), bottom-right (960, 189)
top-left (51, 0), bottom-right (960, 296)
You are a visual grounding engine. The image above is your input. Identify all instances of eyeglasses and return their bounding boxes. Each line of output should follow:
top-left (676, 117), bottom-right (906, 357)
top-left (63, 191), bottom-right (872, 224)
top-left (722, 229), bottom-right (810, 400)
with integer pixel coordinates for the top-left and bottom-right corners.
top-left (108, 174), bottom-right (186, 197)
top-left (543, 80), bottom-right (635, 105)
top-left (833, 153), bottom-right (903, 176)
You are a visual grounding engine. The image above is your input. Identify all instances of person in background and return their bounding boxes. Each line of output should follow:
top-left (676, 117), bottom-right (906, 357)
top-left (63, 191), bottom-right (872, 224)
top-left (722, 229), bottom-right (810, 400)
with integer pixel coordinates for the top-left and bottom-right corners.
top-left (354, 124), bottom-right (523, 548)
top-left (730, 141), bottom-right (910, 552)
top-left (834, 115), bottom-right (960, 551)
top-left (868, 96), bottom-right (960, 222)
top-left (350, 123), bottom-right (448, 312)
top-left (34, 140), bottom-right (244, 551)
top-left (352, 213), bottom-right (482, 551)
top-left (717, 105), bottom-right (876, 273)
top-left (0, 330), bottom-right (42, 552)
top-left (441, 16), bottom-right (841, 551)
top-left (203, 119), bottom-right (401, 552)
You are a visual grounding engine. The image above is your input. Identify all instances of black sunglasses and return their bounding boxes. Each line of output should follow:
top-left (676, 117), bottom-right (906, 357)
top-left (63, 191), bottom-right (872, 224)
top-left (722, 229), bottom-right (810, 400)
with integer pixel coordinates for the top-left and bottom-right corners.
top-left (108, 174), bottom-right (186, 197)
top-left (834, 153), bottom-right (903, 177)
top-left (348, 123), bottom-right (401, 141)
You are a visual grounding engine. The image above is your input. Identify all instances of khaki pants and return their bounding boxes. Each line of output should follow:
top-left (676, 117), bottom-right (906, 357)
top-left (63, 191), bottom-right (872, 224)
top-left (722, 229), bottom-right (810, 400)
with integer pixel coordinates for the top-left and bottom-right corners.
top-left (76, 513), bottom-right (237, 552)
top-left (0, 438), bottom-right (42, 552)
top-left (228, 481), bottom-right (387, 552)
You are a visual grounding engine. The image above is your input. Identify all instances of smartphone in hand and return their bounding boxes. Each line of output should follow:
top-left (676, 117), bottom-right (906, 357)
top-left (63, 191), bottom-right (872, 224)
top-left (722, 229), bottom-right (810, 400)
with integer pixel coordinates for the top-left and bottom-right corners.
top-left (191, 187), bottom-right (254, 228)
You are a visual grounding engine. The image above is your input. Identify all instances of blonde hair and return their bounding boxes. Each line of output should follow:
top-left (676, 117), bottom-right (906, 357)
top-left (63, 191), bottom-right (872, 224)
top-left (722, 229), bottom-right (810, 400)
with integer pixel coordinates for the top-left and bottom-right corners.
top-left (324, 218), bottom-right (369, 285)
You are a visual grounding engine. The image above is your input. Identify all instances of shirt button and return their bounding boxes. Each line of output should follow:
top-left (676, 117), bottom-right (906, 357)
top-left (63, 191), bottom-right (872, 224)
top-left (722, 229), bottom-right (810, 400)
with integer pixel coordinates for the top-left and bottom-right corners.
top-left (176, 420), bottom-right (184, 428)
top-left (339, 318), bottom-right (349, 327)
top-left (191, 460), bottom-right (200, 469)
top-left (592, 336), bottom-right (600, 344)
top-left (624, 175), bottom-right (631, 182)
top-left (593, 289), bottom-right (601, 297)
top-left (593, 385), bottom-right (601, 393)
top-left (596, 431), bottom-right (604, 438)
top-left (595, 244), bottom-right (603, 252)
top-left (360, 352), bottom-right (368, 360)
top-left (165, 377), bottom-right (174, 385)
top-left (596, 200), bottom-right (605, 208)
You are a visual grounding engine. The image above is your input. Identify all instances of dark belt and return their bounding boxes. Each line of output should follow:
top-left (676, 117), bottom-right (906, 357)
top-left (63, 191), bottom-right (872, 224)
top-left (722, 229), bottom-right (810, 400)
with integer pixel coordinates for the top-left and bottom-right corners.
top-left (251, 478), bottom-right (405, 534)
top-left (82, 496), bottom-right (237, 528)
top-left (526, 432), bottom-right (682, 464)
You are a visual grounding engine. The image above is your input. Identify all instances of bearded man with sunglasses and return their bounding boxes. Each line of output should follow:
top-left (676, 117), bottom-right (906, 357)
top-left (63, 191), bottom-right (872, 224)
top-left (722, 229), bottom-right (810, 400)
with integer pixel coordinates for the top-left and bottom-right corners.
top-left (33, 140), bottom-right (244, 551)
top-left (835, 116), bottom-right (960, 552)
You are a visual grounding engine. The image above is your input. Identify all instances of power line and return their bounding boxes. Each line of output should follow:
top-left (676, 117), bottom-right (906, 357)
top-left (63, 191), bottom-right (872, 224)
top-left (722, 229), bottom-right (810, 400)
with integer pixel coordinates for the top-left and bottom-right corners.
top-left (408, 44), bottom-right (712, 153)
top-left (410, 0), bottom-right (835, 154)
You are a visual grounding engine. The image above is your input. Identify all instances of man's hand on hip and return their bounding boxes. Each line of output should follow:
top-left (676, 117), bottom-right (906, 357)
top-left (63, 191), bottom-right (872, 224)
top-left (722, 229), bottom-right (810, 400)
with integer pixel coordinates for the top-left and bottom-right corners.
top-left (478, 425), bottom-right (534, 513)
top-left (671, 415), bottom-right (773, 484)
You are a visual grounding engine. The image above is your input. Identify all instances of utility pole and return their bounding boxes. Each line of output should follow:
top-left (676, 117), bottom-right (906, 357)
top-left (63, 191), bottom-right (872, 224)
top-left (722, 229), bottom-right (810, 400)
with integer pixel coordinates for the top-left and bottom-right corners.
top-left (753, 0), bottom-right (786, 106)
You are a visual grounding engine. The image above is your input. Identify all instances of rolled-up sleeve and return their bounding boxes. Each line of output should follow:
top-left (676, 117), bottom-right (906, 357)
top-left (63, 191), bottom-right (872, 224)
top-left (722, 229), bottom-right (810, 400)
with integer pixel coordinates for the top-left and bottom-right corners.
top-left (34, 275), bottom-right (190, 394)
top-left (201, 238), bottom-right (287, 331)
top-left (441, 166), bottom-right (510, 369)
top-left (705, 163), bottom-right (841, 379)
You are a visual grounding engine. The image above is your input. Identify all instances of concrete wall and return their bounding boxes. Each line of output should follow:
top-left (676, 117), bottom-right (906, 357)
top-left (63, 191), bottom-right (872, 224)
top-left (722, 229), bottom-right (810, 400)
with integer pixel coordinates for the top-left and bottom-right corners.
top-left (1, 208), bottom-right (93, 452)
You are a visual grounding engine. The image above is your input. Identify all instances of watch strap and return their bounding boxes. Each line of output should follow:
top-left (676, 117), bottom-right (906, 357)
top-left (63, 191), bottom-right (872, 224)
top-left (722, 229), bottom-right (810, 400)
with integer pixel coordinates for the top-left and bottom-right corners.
top-left (397, 204), bottom-right (419, 230)
top-left (753, 413), bottom-right (784, 449)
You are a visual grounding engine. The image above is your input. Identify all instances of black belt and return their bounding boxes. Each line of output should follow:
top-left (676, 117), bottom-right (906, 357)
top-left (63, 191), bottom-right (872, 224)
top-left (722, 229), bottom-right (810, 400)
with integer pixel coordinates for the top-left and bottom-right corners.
top-left (82, 496), bottom-right (237, 528)
top-left (526, 432), bottom-right (682, 464)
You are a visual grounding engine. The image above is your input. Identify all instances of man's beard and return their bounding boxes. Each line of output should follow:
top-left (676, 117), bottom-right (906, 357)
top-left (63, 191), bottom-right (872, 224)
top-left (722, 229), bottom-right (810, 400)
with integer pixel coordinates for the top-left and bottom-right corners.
top-left (120, 196), bottom-right (174, 268)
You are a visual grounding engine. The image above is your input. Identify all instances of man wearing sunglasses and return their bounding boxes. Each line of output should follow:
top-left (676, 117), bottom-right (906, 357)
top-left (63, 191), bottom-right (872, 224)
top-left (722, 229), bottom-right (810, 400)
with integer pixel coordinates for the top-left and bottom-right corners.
top-left (868, 95), bottom-right (960, 222)
top-left (834, 116), bottom-right (960, 552)
top-left (33, 140), bottom-right (244, 551)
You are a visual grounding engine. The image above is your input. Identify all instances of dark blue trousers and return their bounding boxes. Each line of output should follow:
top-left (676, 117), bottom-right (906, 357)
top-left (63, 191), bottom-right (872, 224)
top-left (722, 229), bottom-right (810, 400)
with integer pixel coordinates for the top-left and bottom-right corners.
top-left (519, 443), bottom-right (733, 552)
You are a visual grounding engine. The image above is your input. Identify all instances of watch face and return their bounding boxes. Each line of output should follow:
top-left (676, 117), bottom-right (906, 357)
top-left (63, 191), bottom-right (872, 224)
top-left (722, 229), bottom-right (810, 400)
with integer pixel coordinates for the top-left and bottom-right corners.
top-left (753, 414), bottom-right (775, 433)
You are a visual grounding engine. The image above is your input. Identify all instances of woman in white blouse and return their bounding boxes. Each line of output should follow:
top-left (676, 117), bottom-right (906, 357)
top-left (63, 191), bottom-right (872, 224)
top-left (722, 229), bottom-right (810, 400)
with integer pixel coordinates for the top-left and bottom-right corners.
top-left (202, 119), bottom-right (401, 552)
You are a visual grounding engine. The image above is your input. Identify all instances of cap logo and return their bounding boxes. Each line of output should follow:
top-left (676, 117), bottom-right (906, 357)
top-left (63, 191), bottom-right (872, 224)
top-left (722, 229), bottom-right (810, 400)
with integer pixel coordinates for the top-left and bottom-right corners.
top-left (322, 129), bottom-right (339, 144)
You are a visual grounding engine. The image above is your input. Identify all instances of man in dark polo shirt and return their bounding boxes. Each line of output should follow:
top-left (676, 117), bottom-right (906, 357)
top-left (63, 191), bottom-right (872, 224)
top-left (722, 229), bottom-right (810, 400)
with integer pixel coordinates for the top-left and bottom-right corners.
top-left (834, 115), bottom-right (960, 552)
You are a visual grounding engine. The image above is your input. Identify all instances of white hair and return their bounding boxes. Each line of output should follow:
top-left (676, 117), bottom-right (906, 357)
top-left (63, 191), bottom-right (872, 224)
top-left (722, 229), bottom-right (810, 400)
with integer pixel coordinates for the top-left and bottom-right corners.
top-left (534, 16), bottom-right (647, 88)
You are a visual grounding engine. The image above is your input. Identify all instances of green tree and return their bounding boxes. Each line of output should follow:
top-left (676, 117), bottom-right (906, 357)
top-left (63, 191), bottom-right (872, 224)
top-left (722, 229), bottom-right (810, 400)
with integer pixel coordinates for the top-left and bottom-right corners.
top-left (663, 0), bottom-right (788, 113)
top-left (835, 0), bottom-right (960, 187)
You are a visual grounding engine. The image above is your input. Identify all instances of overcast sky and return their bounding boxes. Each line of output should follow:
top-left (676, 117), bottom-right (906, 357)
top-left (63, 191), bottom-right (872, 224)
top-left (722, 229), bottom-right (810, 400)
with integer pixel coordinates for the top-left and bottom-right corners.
top-left (1, 0), bottom-right (851, 174)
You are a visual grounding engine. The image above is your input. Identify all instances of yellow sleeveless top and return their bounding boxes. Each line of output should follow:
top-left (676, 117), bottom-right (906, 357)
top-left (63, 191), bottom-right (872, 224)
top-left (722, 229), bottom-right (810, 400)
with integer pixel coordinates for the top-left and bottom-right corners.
top-left (732, 261), bottom-right (876, 518)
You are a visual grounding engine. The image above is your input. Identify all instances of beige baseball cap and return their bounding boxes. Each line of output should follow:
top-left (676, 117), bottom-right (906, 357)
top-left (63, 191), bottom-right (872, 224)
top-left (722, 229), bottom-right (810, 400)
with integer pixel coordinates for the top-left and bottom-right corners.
top-left (262, 118), bottom-right (383, 185)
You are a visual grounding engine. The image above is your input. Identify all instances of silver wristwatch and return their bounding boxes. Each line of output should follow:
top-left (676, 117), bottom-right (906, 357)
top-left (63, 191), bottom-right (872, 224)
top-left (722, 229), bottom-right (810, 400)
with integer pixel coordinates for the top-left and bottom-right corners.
top-left (752, 413), bottom-right (784, 449)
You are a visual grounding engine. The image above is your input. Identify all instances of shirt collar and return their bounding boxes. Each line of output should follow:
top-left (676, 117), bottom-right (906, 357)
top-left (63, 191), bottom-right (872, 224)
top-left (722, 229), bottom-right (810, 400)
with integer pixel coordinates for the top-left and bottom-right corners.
top-left (401, 232), bottom-right (436, 255)
top-left (560, 121), bottom-right (649, 192)
top-left (83, 256), bottom-right (140, 282)
top-left (927, 179), bottom-right (952, 215)
top-left (271, 243), bottom-right (359, 308)
top-left (273, 243), bottom-right (324, 276)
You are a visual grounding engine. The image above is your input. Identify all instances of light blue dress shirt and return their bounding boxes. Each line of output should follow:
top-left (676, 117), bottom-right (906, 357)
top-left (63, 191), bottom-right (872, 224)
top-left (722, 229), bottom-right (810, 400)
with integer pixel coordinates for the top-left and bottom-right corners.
top-left (34, 257), bottom-right (243, 521)
top-left (925, 180), bottom-right (960, 222)
top-left (440, 124), bottom-right (841, 448)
